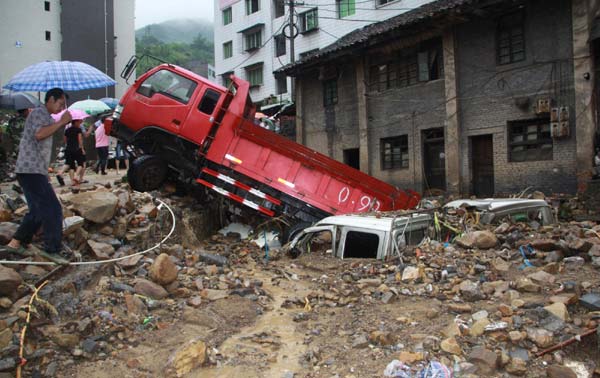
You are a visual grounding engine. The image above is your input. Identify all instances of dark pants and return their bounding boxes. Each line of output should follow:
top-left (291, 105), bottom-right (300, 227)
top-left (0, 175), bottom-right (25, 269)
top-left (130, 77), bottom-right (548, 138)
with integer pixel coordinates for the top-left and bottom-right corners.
top-left (13, 174), bottom-right (63, 253)
top-left (95, 146), bottom-right (108, 173)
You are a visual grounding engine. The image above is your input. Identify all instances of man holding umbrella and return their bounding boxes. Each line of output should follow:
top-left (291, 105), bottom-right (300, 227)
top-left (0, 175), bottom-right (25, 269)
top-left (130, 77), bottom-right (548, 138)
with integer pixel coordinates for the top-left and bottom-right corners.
top-left (2, 88), bottom-right (72, 263)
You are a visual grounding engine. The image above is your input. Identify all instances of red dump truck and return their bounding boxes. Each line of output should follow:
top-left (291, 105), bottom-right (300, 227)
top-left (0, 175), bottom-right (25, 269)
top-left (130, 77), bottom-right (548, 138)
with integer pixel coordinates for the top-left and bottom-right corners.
top-left (105, 57), bottom-right (420, 232)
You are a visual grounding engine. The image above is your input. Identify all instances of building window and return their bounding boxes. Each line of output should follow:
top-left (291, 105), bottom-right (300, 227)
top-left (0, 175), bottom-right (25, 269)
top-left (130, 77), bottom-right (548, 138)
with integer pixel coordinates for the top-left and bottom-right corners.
top-left (276, 73), bottom-right (287, 94)
top-left (273, 0), bottom-right (285, 18)
top-left (223, 41), bottom-right (233, 59)
top-left (222, 72), bottom-right (234, 88)
top-left (245, 29), bottom-right (262, 51)
top-left (275, 34), bottom-right (286, 57)
top-left (508, 119), bottom-right (552, 162)
top-left (223, 7), bottom-right (232, 25)
top-left (246, 0), bottom-right (259, 15)
top-left (45, 31), bottom-right (51, 41)
top-left (381, 135), bottom-right (409, 170)
top-left (376, 0), bottom-right (395, 5)
top-left (497, 11), bottom-right (525, 65)
top-left (337, 0), bottom-right (355, 18)
top-left (369, 39), bottom-right (443, 91)
top-left (300, 8), bottom-right (318, 33)
top-left (323, 79), bottom-right (337, 107)
top-left (246, 64), bottom-right (263, 87)
top-left (44, 1), bottom-right (50, 11)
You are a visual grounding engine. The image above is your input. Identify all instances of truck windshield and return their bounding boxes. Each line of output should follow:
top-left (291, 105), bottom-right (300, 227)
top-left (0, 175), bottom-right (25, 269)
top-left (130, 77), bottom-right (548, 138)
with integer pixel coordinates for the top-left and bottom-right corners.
top-left (137, 69), bottom-right (197, 104)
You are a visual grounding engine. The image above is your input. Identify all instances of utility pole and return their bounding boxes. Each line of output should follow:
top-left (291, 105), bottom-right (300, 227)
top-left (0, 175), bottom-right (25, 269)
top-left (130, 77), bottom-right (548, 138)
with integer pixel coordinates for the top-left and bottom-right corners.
top-left (288, 0), bottom-right (296, 101)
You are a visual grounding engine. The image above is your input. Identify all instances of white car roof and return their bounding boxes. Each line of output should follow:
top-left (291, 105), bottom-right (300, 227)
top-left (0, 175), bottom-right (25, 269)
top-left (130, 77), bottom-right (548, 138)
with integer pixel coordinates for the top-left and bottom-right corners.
top-left (313, 213), bottom-right (431, 232)
top-left (444, 198), bottom-right (550, 211)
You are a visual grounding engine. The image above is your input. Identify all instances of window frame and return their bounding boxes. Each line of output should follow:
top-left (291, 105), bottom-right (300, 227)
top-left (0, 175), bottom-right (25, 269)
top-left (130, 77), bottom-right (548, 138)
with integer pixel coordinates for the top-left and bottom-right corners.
top-left (300, 8), bottom-right (319, 33)
top-left (380, 135), bottom-right (409, 170)
top-left (274, 34), bottom-right (286, 57)
top-left (246, 0), bottom-right (260, 15)
top-left (45, 31), bottom-right (51, 41)
top-left (246, 64), bottom-right (264, 87)
top-left (508, 118), bottom-right (553, 162)
top-left (222, 71), bottom-right (234, 88)
top-left (276, 73), bottom-right (287, 94)
top-left (198, 88), bottom-right (222, 115)
top-left (496, 11), bottom-right (526, 65)
top-left (223, 7), bottom-right (232, 25)
top-left (244, 29), bottom-right (262, 51)
top-left (323, 79), bottom-right (338, 107)
top-left (223, 41), bottom-right (233, 59)
top-left (376, 0), bottom-right (397, 6)
top-left (44, 1), bottom-right (50, 11)
top-left (136, 69), bottom-right (198, 104)
top-left (273, 0), bottom-right (285, 18)
top-left (337, 0), bottom-right (355, 18)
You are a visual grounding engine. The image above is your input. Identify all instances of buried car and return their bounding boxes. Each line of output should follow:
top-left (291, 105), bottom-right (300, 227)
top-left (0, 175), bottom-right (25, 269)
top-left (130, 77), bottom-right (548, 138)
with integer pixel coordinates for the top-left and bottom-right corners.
top-left (443, 198), bottom-right (555, 225)
top-left (287, 213), bottom-right (432, 260)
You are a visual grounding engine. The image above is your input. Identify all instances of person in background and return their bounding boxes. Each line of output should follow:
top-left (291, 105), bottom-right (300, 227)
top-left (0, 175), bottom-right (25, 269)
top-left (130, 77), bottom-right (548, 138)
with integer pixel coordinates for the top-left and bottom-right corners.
top-left (93, 115), bottom-right (109, 175)
top-left (63, 117), bottom-right (87, 186)
top-left (115, 140), bottom-right (129, 175)
top-left (1, 88), bottom-right (71, 263)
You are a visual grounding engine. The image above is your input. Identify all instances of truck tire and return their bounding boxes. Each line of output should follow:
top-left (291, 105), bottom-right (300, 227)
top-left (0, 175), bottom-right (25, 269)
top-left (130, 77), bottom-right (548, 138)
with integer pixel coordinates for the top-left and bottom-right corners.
top-left (284, 221), bottom-right (311, 243)
top-left (128, 155), bottom-right (167, 192)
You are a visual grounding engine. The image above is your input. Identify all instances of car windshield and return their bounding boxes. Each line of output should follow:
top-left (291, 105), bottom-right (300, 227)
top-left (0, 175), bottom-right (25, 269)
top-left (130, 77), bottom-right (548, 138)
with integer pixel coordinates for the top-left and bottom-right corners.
top-left (138, 69), bottom-right (197, 104)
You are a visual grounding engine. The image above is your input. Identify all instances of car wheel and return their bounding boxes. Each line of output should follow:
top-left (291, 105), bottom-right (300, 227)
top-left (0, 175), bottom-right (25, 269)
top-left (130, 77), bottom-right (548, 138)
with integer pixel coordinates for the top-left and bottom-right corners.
top-left (128, 155), bottom-right (167, 192)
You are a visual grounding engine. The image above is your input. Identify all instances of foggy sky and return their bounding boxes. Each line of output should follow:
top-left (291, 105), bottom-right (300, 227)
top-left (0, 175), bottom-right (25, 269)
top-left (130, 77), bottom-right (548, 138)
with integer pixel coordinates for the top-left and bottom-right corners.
top-left (135, 0), bottom-right (214, 28)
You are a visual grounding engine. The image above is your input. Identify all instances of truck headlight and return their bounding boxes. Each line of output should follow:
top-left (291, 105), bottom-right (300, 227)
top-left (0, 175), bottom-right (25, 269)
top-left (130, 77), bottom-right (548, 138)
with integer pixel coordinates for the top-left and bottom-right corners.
top-left (113, 104), bottom-right (124, 120)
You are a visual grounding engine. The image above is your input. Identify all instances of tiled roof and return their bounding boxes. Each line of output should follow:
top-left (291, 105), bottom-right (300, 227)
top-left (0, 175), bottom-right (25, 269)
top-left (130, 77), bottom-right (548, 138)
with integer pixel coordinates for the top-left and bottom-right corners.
top-left (277, 0), bottom-right (476, 74)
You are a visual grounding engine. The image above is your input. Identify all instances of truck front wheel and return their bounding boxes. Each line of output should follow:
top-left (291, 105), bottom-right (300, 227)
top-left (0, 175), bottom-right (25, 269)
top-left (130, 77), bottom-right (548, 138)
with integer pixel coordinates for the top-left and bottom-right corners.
top-left (128, 155), bottom-right (167, 192)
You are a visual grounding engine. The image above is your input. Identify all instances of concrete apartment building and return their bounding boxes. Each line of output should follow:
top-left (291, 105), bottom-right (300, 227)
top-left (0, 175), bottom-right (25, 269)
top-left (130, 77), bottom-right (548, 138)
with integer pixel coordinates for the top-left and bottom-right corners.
top-left (0, 0), bottom-right (135, 100)
top-left (213, 0), bottom-right (435, 109)
top-left (281, 0), bottom-right (600, 196)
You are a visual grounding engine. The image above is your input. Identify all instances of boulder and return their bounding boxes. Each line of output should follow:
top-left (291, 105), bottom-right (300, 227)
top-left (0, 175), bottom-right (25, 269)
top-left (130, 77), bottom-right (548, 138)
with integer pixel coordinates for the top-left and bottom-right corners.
top-left (0, 329), bottom-right (13, 349)
top-left (470, 318), bottom-right (491, 337)
top-left (0, 223), bottom-right (18, 245)
top-left (531, 239), bottom-right (562, 252)
top-left (165, 338), bottom-right (207, 376)
top-left (544, 303), bottom-right (570, 322)
top-left (398, 351), bottom-right (424, 364)
top-left (149, 253), bottom-right (178, 285)
top-left (527, 270), bottom-right (556, 286)
top-left (506, 358), bottom-right (527, 376)
top-left (52, 333), bottom-right (80, 348)
top-left (200, 289), bottom-right (229, 301)
top-left (459, 280), bottom-right (484, 301)
top-left (70, 191), bottom-right (118, 223)
top-left (401, 266), bottom-right (423, 282)
top-left (125, 293), bottom-right (147, 316)
top-left (62, 216), bottom-right (84, 235)
top-left (134, 279), bottom-right (168, 300)
top-left (546, 365), bottom-right (577, 378)
top-left (580, 293), bottom-right (600, 311)
top-left (468, 347), bottom-right (498, 375)
top-left (0, 265), bottom-right (22, 296)
top-left (516, 278), bottom-right (541, 293)
top-left (87, 240), bottom-right (115, 260)
top-left (440, 337), bottom-right (462, 355)
top-left (527, 328), bottom-right (554, 348)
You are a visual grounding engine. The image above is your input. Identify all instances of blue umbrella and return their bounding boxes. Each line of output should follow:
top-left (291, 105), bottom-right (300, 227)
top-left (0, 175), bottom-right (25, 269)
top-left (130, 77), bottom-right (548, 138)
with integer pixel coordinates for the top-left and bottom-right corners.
top-left (3, 61), bottom-right (116, 91)
top-left (99, 97), bottom-right (119, 109)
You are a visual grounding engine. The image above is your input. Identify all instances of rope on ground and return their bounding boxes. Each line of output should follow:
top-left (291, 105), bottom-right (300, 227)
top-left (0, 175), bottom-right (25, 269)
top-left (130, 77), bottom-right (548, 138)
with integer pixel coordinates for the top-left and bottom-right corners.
top-left (0, 199), bottom-right (176, 267)
top-left (16, 280), bottom-right (49, 378)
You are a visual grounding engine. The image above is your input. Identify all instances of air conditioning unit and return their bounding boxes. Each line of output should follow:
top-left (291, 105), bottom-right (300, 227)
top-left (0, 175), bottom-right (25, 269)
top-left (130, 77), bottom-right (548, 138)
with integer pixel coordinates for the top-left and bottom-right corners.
top-left (550, 106), bottom-right (570, 138)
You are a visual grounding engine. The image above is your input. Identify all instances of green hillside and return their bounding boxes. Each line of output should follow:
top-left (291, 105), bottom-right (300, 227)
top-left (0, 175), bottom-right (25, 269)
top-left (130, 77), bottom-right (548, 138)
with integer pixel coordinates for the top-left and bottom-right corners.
top-left (136, 19), bottom-right (213, 44)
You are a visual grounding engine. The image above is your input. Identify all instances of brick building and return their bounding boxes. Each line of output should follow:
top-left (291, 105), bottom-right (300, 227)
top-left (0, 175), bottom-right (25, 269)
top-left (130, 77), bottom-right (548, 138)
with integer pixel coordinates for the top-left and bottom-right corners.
top-left (279, 0), bottom-right (600, 196)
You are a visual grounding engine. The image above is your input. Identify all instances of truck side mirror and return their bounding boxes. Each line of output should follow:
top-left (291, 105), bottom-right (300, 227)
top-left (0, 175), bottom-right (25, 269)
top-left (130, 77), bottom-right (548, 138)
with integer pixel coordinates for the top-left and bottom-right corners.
top-left (137, 83), bottom-right (154, 98)
top-left (121, 56), bottom-right (138, 81)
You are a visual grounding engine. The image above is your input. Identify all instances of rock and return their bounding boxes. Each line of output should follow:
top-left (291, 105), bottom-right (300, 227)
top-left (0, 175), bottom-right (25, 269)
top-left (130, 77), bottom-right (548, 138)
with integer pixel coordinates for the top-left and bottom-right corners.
top-left (580, 293), bottom-right (600, 311)
top-left (443, 320), bottom-right (461, 338)
top-left (546, 365), bottom-right (577, 378)
top-left (455, 231), bottom-right (497, 249)
top-left (398, 351), bottom-right (424, 364)
top-left (52, 333), bottom-right (80, 348)
top-left (0, 329), bottom-right (12, 349)
top-left (188, 296), bottom-right (202, 307)
top-left (352, 334), bottom-right (369, 348)
top-left (82, 338), bottom-right (98, 353)
top-left (498, 304), bottom-right (513, 317)
top-left (165, 338), bottom-right (207, 376)
top-left (492, 258), bottom-right (510, 273)
top-left (62, 216), bottom-right (84, 235)
top-left (0, 265), bottom-right (22, 296)
top-left (468, 347), bottom-right (497, 375)
top-left (470, 318), bottom-right (491, 337)
top-left (545, 251), bottom-right (564, 263)
top-left (70, 191), bottom-right (118, 223)
top-left (117, 254), bottom-right (143, 268)
top-left (494, 222), bottom-right (510, 234)
top-left (0, 298), bottom-right (11, 309)
top-left (0, 223), bottom-right (18, 245)
top-left (472, 310), bottom-right (489, 321)
top-left (198, 252), bottom-right (228, 266)
top-left (509, 331), bottom-right (524, 342)
top-left (459, 280), bottom-right (484, 301)
top-left (527, 328), bottom-right (554, 348)
top-left (149, 253), bottom-right (179, 285)
top-left (588, 244), bottom-right (600, 257)
top-left (87, 240), bottom-right (115, 260)
top-left (200, 289), bottom-right (228, 301)
top-left (516, 278), bottom-right (541, 293)
top-left (139, 203), bottom-right (158, 219)
top-left (401, 266), bottom-right (423, 281)
top-left (125, 293), bottom-right (147, 316)
top-left (506, 358), bottom-right (527, 376)
top-left (369, 331), bottom-right (394, 346)
top-left (134, 279), bottom-right (168, 300)
top-left (440, 337), bottom-right (462, 355)
top-left (568, 239), bottom-right (592, 253)
top-left (531, 239), bottom-right (561, 252)
top-left (544, 303), bottom-right (570, 322)
top-left (527, 270), bottom-right (556, 286)
top-left (448, 303), bottom-right (472, 313)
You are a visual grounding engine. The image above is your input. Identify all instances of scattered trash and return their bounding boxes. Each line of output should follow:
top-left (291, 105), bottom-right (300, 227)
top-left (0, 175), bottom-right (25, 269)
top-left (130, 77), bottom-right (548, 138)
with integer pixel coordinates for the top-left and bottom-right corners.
top-left (384, 360), bottom-right (412, 378)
